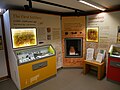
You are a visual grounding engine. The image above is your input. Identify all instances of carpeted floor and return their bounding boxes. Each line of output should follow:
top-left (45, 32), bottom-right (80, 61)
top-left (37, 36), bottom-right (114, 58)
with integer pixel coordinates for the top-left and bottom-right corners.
top-left (0, 69), bottom-right (120, 90)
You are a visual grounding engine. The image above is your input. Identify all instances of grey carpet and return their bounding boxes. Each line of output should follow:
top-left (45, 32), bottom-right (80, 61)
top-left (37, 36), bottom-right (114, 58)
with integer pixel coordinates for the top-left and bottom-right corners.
top-left (0, 69), bottom-right (120, 90)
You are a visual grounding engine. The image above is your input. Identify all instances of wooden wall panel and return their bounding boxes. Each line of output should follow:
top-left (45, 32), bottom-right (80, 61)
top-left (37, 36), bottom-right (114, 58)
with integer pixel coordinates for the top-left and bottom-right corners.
top-left (62, 16), bottom-right (86, 67)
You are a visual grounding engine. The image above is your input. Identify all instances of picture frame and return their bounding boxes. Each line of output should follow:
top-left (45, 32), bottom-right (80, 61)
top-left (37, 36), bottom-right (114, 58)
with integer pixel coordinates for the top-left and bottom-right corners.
top-left (86, 27), bottom-right (99, 42)
top-left (11, 28), bottom-right (37, 48)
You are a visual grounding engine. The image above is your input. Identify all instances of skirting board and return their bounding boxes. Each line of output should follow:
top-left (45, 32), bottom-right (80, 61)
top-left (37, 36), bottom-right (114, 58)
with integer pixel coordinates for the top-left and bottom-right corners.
top-left (0, 76), bottom-right (9, 82)
top-left (107, 78), bottom-right (120, 85)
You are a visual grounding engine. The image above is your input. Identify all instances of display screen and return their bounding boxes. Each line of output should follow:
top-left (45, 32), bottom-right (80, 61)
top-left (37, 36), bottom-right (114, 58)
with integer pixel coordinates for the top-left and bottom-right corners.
top-left (11, 28), bottom-right (37, 48)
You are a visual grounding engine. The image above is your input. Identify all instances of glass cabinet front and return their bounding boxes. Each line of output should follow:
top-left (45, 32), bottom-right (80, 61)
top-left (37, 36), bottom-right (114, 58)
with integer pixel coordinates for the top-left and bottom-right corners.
top-left (14, 45), bottom-right (55, 65)
top-left (109, 44), bottom-right (120, 58)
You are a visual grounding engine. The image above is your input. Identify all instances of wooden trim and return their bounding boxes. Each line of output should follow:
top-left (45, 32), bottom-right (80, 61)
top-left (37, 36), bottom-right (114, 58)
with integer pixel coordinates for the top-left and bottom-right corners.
top-left (1, 15), bottom-right (11, 78)
top-left (0, 76), bottom-right (9, 81)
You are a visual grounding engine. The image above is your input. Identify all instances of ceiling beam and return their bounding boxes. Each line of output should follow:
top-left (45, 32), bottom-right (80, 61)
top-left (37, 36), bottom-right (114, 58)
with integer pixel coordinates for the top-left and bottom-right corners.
top-left (105, 5), bottom-right (120, 12)
top-left (31, 0), bottom-right (86, 13)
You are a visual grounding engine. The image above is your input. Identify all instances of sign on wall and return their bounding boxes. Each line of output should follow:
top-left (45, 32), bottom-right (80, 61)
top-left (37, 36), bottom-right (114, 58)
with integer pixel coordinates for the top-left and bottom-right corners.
top-left (87, 11), bottom-right (120, 58)
top-left (86, 27), bottom-right (99, 42)
top-left (10, 10), bottom-right (62, 68)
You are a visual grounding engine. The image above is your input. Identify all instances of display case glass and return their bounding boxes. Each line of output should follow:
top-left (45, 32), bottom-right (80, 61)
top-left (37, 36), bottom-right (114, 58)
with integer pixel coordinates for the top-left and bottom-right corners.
top-left (109, 44), bottom-right (120, 58)
top-left (64, 38), bottom-right (83, 58)
top-left (14, 45), bottom-right (55, 65)
top-left (11, 28), bottom-right (37, 48)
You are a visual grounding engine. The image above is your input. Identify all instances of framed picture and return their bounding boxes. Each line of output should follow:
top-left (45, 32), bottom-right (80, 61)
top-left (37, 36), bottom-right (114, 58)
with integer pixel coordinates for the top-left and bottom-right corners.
top-left (86, 27), bottom-right (99, 42)
top-left (11, 28), bottom-right (37, 48)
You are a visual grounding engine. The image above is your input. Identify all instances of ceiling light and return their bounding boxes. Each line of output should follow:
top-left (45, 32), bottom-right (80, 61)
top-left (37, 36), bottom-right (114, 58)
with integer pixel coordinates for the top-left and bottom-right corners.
top-left (78, 0), bottom-right (106, 11)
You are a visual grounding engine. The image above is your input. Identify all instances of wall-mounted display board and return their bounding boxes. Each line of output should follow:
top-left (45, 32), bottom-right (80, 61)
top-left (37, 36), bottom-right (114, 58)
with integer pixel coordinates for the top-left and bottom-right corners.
top-left (87, 11), bottom-right (120, 58)
top-left (9, 10), bottom-right (62, 69)
top-left (62, 16), bottom-right (85, 67)
top-left (86, 27), bottom-right (99, 42)
top-left (11, 28), bottom-right (37, 48)
top-left (3, 10), bottom-right (60, 90)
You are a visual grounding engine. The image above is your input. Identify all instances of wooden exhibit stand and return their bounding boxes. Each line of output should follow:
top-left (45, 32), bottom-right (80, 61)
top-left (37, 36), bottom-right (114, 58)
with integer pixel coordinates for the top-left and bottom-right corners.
top-left (83, 60), bottom-right (105, 80)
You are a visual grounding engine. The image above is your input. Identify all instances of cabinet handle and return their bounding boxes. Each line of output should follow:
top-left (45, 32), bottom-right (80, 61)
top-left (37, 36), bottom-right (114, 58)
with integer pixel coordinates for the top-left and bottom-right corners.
top-left (116, 64), bottom-right (120, 67)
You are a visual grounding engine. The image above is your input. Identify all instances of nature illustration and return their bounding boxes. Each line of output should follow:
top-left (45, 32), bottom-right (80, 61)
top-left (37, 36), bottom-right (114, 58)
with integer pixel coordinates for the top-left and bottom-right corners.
top-left (12, 28), bottom-right (37, 48)
top-left (86, 27), bottom-right (98, 42)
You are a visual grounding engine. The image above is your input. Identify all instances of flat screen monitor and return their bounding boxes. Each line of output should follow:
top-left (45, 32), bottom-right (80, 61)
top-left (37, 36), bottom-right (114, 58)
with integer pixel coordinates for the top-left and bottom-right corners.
top-left (11, 28), bottom-right (37, 48)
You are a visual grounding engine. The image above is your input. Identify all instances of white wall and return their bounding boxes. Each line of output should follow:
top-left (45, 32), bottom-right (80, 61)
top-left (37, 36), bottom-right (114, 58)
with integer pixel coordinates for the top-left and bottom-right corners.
top-left (3, 10), bottom-right (62, 89)
top-left (0, 16), bottom-right (8, 78)
top-left (9, 10), bottom-right (62, 69)
top-left (3, 11), bottom-right (21, 89)
top-left (87, 11), bottom-right (120, 58)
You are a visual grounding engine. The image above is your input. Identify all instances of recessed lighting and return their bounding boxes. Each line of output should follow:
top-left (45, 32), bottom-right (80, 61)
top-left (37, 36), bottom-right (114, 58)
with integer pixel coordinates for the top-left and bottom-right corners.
top-left (78, 0), bottom-right (106, 11)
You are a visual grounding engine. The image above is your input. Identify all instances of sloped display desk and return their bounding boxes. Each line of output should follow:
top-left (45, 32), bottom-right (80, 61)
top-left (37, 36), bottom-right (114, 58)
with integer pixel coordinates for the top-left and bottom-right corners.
top-left (83, 60), bottom-right (105, 80)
